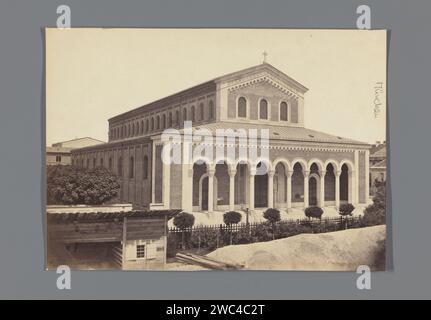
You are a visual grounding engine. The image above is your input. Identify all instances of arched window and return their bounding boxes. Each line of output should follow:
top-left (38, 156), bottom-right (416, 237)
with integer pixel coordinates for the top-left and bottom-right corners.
top-left (143, 156), bottom-right (149, 179)
top-left (176, 110), bottom-right (180, 126)
top-left (117, 156), bottom-right (123, 177)
top-left (162, 114), bottom-right (166, 129)
top-left (156, 115), bottom-right (160, 130)
top-left (209, 100), bottom-right (214, 119)
top-left (128, 124), bottom-right (131, 137)
top-left (280, 101), bottom-right (288, 121)
top-left (238, 97), bottom-right (247, 118)
top-left (191, 106), bottom-right (195, 122)
top-left (199, 103), bottom-right (204, 121)
top-left (183, 108), bottom-right (188, 122)
top-left (146, 119), bottom-right (149, 132)
top-left (108, 157), bottom-right (112, 171)
top-left (129, 156), bottom-right (134, 179)
top-left (150, 117), bottom-right (154, 131)
top-left (140, 120), bottom-right (144, 134)
top-left (132, 123), bottom-right (135, 136)
top-left (259, 99), bottom-right (268, 120)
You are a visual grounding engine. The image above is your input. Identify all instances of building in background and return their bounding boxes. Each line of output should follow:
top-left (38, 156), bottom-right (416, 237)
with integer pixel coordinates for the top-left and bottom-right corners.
top-left (46, 137), bottom-right (104, 165)
top-left (369, 141), bottom-right (387, 195)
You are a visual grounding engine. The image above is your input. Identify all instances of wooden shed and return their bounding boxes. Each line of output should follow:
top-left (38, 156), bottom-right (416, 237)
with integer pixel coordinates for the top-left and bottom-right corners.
top-left (47, 209), bottom-right (180, 270)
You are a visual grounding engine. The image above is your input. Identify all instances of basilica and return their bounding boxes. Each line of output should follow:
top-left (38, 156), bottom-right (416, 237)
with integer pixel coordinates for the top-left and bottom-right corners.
top-left (71, 62), bottom-right (371, 213)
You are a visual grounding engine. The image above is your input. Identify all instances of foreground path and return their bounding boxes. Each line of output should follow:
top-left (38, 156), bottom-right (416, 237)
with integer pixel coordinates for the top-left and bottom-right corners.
top-left (206, 225), bottom-right (385, 271)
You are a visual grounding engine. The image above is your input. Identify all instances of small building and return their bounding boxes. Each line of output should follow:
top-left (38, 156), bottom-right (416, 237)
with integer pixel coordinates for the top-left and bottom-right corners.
top-left (46, 137), bottom-right (105, 166)
top-left (47, 208), bottom-right (180, 270)
top-left (369, 142), bottom-right (386, 195)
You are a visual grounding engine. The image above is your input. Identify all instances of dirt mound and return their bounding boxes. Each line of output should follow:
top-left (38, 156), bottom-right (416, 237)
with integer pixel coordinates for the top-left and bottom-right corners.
top-left (207, 225), bottom-right (386, 271)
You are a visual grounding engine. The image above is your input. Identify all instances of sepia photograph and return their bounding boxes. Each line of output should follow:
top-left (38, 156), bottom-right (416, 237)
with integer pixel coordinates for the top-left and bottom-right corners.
top-left (45, 28), bottom-right (387, 271)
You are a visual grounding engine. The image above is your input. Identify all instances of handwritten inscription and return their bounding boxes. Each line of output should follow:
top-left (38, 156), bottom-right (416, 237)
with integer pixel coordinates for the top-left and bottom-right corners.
top-left (373, 82), bottom-right (384, 119)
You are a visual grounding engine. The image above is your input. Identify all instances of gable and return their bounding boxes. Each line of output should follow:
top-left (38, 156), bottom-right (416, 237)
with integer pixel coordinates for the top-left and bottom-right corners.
top-left (227, 80), bottom-right (299, 123)
top-left (217, 63), bottom-right (307, 99)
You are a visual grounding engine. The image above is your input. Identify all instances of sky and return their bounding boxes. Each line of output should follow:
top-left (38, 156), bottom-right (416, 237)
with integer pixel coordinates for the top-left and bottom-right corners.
top-left (46, 28), bottom-right (386, 145)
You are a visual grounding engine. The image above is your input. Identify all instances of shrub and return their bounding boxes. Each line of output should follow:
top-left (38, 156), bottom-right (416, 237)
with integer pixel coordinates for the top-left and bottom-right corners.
top-left (363, 181), bottom-right (386, 226)
top-left (47, 165), bottom-right (120, 205)
top-left (173, 212), bottom-right (195, 250)
top-left (339, 203), bottom-right (355, 216)
top-left (304, 206), bottom-right (324, 219)
top-left (173, 212), bottom-right (195, 230)
top-left (189, 228), bottom-right (219, 250)
top-left (263, 208), bottom-right (281, 224)
top-left (223, 211), bottom-right (242, 225)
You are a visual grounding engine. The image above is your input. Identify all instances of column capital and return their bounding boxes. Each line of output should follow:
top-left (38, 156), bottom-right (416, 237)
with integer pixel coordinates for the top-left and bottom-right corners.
top-left (207, 169), bottom-right (215, 177)
top-left (268, 170), bottom-right (275, 178)
top-left (304, 170), bottom-right (310, 178)
top-left (249, 168), bottom-right (257, 176)
top-left (335, 170), bottom-right (342, 177)
top-left (319, 169), bottom-right (327, 177)
top-left (228, 169), bottom-right (237, 178)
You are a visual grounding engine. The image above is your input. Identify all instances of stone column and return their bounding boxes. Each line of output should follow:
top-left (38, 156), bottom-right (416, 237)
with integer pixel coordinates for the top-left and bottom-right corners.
top-left (228, 169), bottom-right (236, 211)
top-left (304, 170), bottom-right (310, 208)
top-left (207, 169), bottom-right (215, 212)
top-left (268, 170), bottom-right (275, 208)
top-left (349, 170), bottom-right (357, 205)
top-left (354, 150), bottom-right (359, 205)
top-left (286, 170), bottom-right (293, 211)
top-left (319, 170), bottom-right (326, 208)
top-left (249, 169), bottom-right (256, 211)
top-left (181, 164), bottom-right (193, 212)
top-left (365, 150), bottom-right (370, 203)
top-left (335, 170), bottom-right (341, 208)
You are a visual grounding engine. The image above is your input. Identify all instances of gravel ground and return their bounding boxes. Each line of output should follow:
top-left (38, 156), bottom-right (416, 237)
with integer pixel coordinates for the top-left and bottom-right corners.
top-left (206, 225), bottom-right (386, 271)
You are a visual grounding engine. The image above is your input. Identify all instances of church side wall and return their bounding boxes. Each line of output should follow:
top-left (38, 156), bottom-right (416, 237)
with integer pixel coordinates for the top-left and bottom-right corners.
top-left (71, 140), bottom-right (153, 209)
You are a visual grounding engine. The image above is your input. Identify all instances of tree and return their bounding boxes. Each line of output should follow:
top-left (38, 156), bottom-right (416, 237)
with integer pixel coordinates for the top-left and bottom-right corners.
top-left (338, 203), bottom-right (355, 229)
top-left (263, 208), bottom-right (281, 224)
top-left (363, 181), bottom-right (386, 226)
top-left (304, 206), bottom-right (324, 219)
top-left (223, 211), bottom-right (242, 245)
top-left (339, 203), bottom-right (355, 216)
top-left (263, 208), bottom-right (281, 239)
top-left (173, 212), bottom-right (195, 250)
top-left (47, 165), bottom-right (120, 205)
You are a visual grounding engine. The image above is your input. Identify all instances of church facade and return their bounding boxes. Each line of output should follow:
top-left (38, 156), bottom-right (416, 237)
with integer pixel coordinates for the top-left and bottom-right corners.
top-left (71, 63), bottom-right (371, 213)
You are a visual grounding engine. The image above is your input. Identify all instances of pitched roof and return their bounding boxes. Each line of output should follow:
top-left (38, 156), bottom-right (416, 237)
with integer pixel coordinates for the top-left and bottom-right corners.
top-left (47, 209), bottom-right (182, 222)
top-left (370, 146), bottom-right (386, 158)
top-left (46, 146), bottom-right (73, 153)
top-left (371, 159), bottom-right (386, 169)
top-left (51, 137), bottom-right (105, 147)
top-left (109, 63), bottom-right (307, 122)
top-left (190, 121), bottom-right (369, 146)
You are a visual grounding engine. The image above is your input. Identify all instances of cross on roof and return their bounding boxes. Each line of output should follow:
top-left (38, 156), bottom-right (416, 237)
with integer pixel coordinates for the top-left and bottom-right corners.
top-left (262, 51), bottom-right (268, 64)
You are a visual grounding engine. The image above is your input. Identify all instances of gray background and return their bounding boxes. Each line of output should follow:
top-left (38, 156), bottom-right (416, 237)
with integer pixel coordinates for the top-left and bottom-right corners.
top-left (0, 0), bottom-right (428, 299)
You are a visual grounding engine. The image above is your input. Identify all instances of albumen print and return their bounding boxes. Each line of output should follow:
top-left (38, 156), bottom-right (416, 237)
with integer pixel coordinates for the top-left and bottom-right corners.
top-left (46, 29), bottom-right (387, 271)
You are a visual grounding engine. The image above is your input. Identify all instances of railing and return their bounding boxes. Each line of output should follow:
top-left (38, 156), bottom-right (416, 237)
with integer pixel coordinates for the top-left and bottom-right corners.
top-left (168, 215), bottom-right (365, 253)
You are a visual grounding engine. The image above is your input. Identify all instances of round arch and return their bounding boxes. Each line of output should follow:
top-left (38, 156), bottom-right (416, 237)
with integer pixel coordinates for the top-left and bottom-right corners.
top-left (198, 173), bottom-right (218, 211)
top-left (324, 159), bottom-right (340, 173)
top-left (272, 157), bottom-right (292, 172)
top-left (291, 158), bottom-right (308, 172)
top-left (307, 158), bottom-right (325, 172)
